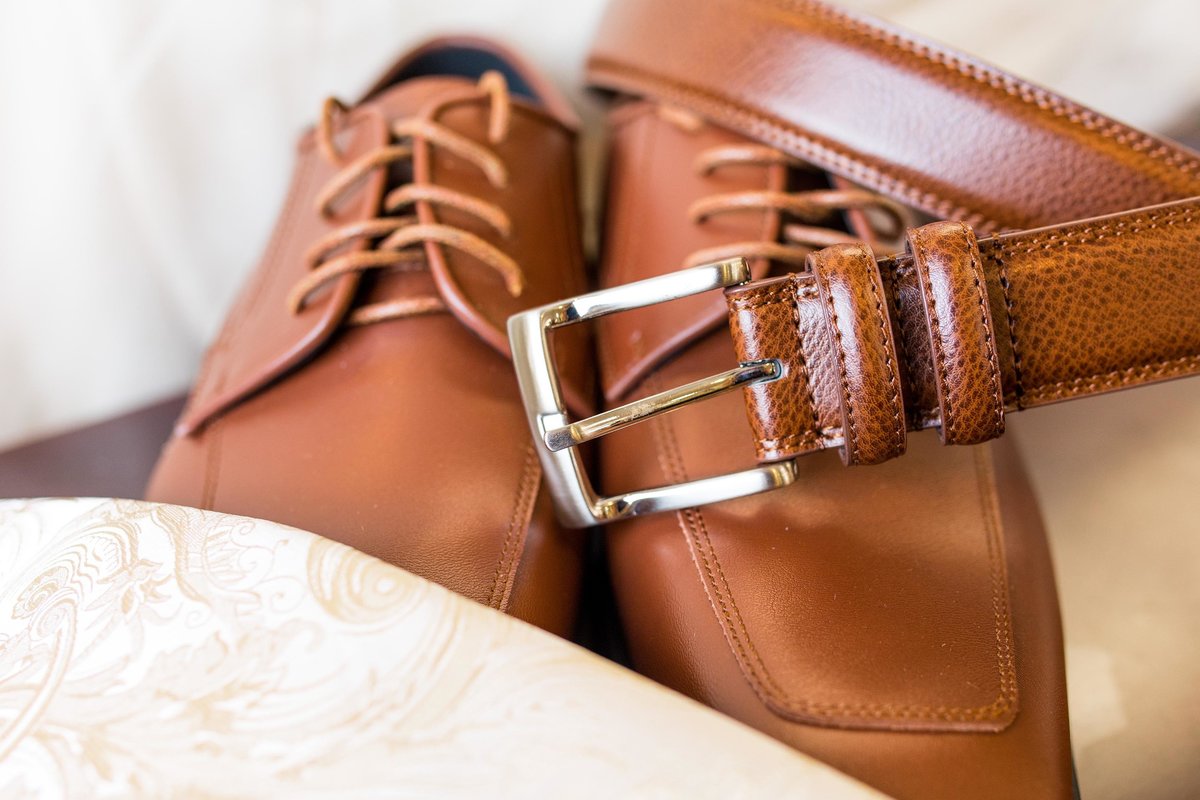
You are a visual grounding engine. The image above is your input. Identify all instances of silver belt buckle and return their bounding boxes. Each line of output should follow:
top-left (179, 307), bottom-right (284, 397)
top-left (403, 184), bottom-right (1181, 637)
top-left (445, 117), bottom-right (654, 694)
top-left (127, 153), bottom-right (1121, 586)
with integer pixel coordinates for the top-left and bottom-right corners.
top-left (507, 258), bottom-right (796, 528)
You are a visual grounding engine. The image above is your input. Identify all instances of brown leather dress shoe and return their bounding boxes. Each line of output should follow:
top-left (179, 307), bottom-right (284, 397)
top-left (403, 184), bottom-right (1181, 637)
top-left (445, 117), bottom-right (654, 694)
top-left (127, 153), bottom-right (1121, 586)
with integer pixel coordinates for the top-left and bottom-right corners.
top-left (146, 38), bottom-right (592, 636)
top-left (572, 0), bottom-right (1095, 785)
top-left (571, 0), bottom-right (1200, 791)
top-left (586, 95), bottom-right (1072, 800)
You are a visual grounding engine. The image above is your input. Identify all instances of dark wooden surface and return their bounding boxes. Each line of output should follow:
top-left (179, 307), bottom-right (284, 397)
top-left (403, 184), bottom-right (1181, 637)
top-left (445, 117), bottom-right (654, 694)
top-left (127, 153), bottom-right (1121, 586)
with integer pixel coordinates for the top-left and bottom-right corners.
top-left (0, 396), bottom-right (186, 500)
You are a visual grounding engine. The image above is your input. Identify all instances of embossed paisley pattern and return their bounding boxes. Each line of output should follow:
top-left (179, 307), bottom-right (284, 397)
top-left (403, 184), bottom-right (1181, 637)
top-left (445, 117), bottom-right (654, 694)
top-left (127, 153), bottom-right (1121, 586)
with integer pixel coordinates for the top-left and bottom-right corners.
top-left (0, 499), bottom-right (882, 799)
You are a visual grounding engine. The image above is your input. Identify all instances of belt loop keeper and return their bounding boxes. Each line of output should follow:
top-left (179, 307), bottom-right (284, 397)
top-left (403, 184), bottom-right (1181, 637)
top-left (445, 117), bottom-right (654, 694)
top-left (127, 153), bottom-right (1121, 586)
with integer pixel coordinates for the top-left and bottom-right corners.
top-left (906, 221), bottom-right (1006, 446)
top-left (807, 242), bottom-right (907, 465)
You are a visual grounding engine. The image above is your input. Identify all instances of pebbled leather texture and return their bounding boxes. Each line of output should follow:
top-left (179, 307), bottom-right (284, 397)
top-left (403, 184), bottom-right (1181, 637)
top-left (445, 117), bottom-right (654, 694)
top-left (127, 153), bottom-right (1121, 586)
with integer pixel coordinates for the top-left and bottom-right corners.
top-left (989, 201), bottom-right (1200, 405)
top-left (808, 243), bottom-right (906, 465)
top-left (907, 222), bottom-right (1005, 446)
top-left (727, 277), bottom-right (837, 461)
top-left (728, 198), bottom-right (1200, 463)
top-left (588, 0), bottom-right (1200, 232)
top-left (147, 38), bottom-right (591, 636)
top-left (593, 0), bottom-right (1200, 471)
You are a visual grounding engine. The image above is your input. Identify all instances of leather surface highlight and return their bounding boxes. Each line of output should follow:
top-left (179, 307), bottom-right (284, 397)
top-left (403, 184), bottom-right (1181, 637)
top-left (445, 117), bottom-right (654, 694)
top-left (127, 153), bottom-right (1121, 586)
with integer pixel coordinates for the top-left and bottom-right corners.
top-left (727, 277), bottom-right (834, 461)
top-left (907, 222), bottom-right (1005, 445)
top-left (808, 244), bottom-right (906, 464)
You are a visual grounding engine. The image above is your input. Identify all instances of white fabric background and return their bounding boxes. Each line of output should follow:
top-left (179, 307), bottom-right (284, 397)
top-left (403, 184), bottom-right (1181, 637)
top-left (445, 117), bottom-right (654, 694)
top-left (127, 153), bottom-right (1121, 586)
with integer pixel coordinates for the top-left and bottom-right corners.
top-left (2, 2), bottom-right (1199, 798)
top-left (0, 498), bottom-right (885, 799)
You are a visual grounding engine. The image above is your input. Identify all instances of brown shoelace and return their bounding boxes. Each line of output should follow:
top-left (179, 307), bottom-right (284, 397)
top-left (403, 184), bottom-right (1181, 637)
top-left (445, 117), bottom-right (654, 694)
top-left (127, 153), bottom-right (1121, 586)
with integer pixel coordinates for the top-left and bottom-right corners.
top-left (288, 72), bottom-right (524, 326)
top-left (658, 108), bottom-right (905, 269)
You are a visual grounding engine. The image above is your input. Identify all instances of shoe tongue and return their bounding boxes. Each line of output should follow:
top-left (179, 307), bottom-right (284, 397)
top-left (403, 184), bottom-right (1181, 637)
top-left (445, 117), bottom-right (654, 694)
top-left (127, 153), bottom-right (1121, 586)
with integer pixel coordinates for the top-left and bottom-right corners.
top-left (347, 75), bottom-right (477, 321)
top-left (598, 102), bottom-right (910, 403)
top-left (361, 75), bottom-right (479, 122)
top-left (599, 104), bottom-right (788, 401)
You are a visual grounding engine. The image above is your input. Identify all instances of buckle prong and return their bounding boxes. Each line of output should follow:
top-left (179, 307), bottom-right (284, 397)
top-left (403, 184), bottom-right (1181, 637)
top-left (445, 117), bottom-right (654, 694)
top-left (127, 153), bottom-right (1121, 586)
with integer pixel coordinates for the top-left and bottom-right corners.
top-left (508, 259), bottom-right (796, 528)
top-left (543, 360), bottom-right (781, 452)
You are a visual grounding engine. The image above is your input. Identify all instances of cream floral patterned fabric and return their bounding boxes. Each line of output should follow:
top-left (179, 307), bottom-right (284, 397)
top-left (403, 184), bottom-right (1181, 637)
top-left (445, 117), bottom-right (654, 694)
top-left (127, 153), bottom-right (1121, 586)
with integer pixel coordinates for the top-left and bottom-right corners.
top-left (0, 498), bottom-right (885, 799)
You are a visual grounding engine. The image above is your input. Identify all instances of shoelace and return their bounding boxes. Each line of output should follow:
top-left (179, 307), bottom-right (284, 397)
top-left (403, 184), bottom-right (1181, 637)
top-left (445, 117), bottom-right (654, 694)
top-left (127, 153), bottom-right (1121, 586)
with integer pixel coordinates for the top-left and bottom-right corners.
top-left (660, 108), bottom-right (905, 270)
top-left (288, 72), bottom-right (524, 327)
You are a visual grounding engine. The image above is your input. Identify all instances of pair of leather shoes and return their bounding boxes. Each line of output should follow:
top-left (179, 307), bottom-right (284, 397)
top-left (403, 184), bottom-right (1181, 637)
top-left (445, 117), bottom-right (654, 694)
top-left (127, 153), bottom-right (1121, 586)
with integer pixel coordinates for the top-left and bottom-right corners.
top-left (147, 28), bottom-right (1071, 800)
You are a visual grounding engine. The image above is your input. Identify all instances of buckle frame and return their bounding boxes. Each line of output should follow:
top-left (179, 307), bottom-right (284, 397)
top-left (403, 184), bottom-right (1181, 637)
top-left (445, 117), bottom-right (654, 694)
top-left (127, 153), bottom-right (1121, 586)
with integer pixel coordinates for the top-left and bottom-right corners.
top-left (507, 259), bottom-right (796, 528)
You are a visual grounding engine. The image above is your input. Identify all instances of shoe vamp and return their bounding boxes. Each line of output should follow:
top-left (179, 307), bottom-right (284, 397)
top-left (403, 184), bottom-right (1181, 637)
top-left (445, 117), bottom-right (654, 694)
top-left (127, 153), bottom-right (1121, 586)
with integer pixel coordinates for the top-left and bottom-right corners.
top-left (157, 314), bottom-right (538, 606)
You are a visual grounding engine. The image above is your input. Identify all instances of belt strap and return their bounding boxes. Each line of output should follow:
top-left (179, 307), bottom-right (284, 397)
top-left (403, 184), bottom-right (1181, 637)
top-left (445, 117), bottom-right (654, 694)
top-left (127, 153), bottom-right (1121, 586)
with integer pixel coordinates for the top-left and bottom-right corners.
top-left (588, 0), bottom-right (1200, 232)
top-left (588, 0), bottom-right (1200, 466)
top-left (727, 199), bottom-right (1200, 464)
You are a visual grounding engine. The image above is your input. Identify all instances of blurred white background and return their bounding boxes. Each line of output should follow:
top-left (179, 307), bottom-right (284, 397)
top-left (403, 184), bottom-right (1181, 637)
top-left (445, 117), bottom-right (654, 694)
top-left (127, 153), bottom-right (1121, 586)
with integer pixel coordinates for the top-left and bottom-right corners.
top-left (3, 0), bottom-right (1200, 448)
top-left (1, 1), bottom-right (1199, 798)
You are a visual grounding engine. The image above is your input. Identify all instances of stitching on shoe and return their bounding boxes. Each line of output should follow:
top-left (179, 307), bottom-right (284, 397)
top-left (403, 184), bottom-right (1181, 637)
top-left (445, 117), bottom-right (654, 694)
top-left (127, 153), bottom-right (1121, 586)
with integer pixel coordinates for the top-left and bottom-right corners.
top-left (648, 376), bottom-right (1018, 724)
top-left (487, 441), bottom-right (542, 612)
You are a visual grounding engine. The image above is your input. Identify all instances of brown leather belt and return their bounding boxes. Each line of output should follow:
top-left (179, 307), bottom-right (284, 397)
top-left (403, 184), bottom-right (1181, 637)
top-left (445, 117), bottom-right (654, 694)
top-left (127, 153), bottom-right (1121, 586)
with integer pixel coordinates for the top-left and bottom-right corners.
top-left (727, 203), bottom-right (1200, 465)
top-left (587, 0), bottom-right (1200, 230)
top-left (510, 0), bottom-right (1200, 525)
